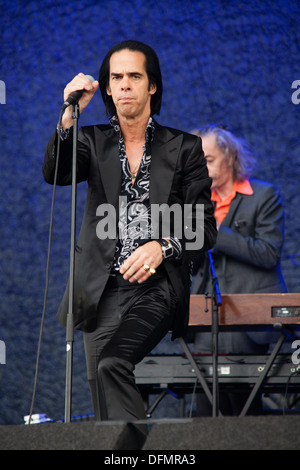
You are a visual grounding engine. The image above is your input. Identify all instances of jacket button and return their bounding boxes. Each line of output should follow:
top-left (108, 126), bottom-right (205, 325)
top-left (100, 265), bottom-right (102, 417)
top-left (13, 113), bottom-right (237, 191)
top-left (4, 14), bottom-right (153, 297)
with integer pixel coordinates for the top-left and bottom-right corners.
top-left (105, 263), bottom-right (111, 270)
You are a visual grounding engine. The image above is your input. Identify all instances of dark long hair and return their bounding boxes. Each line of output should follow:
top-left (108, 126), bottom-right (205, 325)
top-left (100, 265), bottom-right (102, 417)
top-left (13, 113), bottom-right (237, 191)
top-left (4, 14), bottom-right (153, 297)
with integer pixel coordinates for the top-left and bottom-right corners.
top-left (98, 40), bottom-right (163, 117)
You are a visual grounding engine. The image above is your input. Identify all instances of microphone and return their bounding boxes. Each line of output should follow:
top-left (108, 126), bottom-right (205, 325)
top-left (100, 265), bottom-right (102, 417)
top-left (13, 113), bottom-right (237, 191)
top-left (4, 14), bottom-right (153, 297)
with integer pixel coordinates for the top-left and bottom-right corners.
top-left (61, 74), bottom-right (95, 110)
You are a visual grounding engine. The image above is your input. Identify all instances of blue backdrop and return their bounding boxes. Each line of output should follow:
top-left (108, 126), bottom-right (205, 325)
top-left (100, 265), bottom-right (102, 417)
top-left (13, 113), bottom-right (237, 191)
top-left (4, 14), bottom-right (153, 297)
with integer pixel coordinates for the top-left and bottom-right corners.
top-left (1, 0), bottom-right (300, 425)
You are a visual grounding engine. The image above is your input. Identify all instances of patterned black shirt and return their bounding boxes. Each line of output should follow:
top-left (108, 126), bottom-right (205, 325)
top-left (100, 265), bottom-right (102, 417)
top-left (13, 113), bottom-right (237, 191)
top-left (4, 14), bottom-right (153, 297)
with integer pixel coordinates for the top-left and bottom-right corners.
top-left (110, 115), bottom-right (182, 272)
top-left (58, 117), bottom-right (182, 273)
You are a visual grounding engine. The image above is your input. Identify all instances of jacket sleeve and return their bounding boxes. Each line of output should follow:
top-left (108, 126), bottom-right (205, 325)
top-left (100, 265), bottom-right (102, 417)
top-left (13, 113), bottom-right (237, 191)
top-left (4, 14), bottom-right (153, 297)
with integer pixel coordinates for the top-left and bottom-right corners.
top-left (215, 183), bottom-right (284, 269)
top-left (42, 126), bottom-right (90, 185)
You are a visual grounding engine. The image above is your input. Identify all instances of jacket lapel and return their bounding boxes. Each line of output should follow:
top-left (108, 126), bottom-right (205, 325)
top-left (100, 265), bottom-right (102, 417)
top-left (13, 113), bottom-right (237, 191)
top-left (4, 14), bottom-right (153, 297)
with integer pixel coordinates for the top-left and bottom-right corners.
top-left (221, 192), bottom-right (243, 227)
top-left (150, 124), bottom-right (182, 206)
top-left (94, 126), bottom-right (122, 208)
top-left (94, 123), bottom-right (181, 214)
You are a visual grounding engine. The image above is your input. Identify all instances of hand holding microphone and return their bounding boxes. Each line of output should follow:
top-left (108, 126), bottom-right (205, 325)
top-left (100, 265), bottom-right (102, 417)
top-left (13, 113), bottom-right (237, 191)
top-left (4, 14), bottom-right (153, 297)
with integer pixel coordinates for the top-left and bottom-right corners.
top-left (61, 73), bottom-right (99, 129)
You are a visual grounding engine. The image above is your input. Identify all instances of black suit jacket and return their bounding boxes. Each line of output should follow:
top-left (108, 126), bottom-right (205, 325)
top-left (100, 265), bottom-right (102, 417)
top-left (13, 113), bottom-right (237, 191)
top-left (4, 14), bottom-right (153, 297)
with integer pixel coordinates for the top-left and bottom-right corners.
top-left (43, 121), bottom-right (216, 338)
top-left (192, 179), bottom-right (287, 295)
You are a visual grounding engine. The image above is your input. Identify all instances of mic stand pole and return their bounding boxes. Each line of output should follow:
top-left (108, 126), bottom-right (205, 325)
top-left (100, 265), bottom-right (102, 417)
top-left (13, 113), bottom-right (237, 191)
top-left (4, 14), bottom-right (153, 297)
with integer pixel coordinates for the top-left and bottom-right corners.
top-left (64, 102), bottom-right (80, 424)
top-left (207, 250), bottom-right (222, 417)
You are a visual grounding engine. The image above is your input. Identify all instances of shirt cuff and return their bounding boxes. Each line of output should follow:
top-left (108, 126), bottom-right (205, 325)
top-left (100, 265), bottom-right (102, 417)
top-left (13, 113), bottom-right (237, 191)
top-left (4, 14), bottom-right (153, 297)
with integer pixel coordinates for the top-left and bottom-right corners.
top-left (57, 123), bottom-right (71, 141)
top-left (168, 237), bottom-right (182, 260)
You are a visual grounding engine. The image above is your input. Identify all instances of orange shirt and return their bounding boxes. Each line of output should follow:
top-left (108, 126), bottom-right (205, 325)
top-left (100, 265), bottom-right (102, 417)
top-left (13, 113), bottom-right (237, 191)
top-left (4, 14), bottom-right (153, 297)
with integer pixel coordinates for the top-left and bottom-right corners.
top-left (211, 179), bottom-right (253, 225)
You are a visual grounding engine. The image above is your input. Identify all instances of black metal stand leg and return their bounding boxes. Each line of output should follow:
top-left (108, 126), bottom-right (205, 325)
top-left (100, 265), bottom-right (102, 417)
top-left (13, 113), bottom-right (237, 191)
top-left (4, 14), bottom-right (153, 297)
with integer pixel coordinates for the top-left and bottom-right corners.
top-left (145, 391), bottom-right (167, 418)
top-left (239, 332), bottom-right (286, 417)
top-left (178, 337), bottom-right (214, 407)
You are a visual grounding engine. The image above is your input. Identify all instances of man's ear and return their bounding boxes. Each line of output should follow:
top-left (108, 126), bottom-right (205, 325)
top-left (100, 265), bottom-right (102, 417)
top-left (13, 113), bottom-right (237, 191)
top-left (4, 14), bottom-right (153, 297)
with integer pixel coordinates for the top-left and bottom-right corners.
top-left (149, 82), bottom-right (157, 95)
top-left (106, 85), bottom-right (112, 96)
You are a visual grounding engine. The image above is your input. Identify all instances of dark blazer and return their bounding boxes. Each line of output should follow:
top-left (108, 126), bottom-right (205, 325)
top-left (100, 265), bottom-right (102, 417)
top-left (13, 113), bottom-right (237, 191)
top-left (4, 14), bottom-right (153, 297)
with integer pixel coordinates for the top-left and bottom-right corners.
top-left (43, 122), bottom-right (216, 338)
top-left (191, 178), bottom-right (287, 295)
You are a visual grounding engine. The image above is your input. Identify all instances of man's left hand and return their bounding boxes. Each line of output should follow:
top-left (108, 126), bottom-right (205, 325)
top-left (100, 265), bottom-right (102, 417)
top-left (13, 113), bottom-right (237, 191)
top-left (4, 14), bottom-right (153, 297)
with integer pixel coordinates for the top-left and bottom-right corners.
top-left (120, 241), bottom-right (164, 283)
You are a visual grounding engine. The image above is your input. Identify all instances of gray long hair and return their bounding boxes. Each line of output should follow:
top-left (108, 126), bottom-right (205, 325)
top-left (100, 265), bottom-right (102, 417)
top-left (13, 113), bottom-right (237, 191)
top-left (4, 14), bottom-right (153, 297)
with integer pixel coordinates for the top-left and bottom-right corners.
top-left (192, 125), bottom-right (256, 182)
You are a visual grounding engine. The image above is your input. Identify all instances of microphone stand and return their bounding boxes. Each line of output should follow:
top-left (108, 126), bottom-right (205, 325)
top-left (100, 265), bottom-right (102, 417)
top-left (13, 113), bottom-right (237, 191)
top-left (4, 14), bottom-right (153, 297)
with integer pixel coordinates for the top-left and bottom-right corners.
top-left (207, 250), bottom-right (222, 417)
top-left (64, 102), bottom-right (80, 424)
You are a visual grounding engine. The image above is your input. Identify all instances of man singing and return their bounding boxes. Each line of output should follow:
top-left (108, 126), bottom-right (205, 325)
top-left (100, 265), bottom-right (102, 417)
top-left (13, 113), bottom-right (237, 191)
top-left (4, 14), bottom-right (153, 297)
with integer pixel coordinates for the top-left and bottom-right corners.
top-left (43, 40), bottom-right (216, 445)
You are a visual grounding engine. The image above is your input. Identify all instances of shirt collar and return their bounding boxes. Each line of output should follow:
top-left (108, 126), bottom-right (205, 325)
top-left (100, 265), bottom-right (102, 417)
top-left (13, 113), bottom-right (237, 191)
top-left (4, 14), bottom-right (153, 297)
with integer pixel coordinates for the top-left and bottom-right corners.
top-left (110, 115), bottom-right (155, 144)
top-left (211, 179), bottom-right (253, 202)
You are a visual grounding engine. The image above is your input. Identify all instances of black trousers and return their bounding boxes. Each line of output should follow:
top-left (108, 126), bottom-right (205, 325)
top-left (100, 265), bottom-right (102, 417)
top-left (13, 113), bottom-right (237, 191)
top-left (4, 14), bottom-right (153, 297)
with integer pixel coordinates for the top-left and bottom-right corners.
top-left (83, 272), bottom-right (175, 424)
